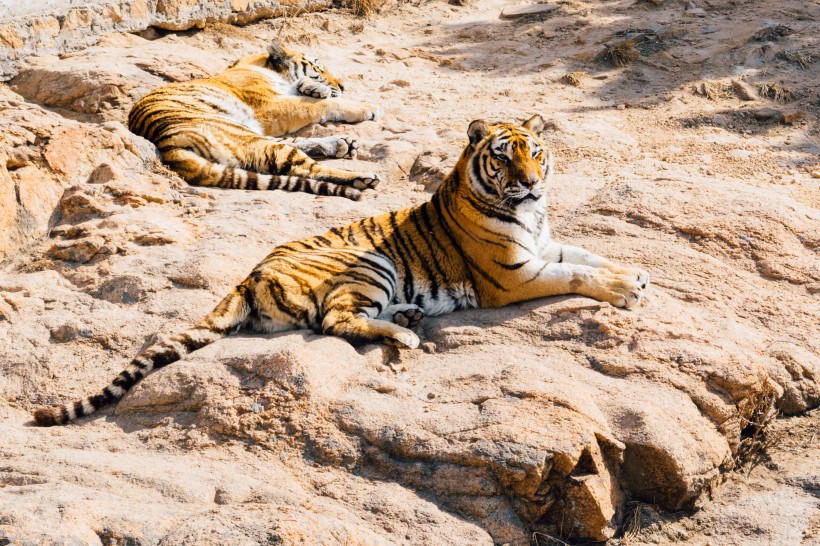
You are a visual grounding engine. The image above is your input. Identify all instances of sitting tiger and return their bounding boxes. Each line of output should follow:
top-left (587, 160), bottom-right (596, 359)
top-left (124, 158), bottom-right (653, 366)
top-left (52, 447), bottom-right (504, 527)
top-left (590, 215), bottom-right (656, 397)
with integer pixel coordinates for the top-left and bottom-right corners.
top-left (127, 40), bottom-right (383, 200)
top-left (34, 115), bottom-right (649, 426)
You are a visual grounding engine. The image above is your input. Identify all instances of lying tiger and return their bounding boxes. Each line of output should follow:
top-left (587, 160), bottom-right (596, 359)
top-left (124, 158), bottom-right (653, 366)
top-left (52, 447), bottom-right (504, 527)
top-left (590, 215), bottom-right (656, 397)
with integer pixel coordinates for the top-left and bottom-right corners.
top-left (34, 115), bottom-right (649, 426)
top-left (128, 40), bottom-right (383, 200)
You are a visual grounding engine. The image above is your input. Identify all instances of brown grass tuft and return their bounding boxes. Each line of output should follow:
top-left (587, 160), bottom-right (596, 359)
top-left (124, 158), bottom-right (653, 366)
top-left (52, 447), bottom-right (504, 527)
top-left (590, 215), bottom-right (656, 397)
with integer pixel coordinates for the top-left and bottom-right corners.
top-left (340, 0), bottom-right (383, 17)
top-left (598, 40), bottom-right (641, 67)
top-left (734, 381), bottom-right (782, 473)
top-left (778, 49), bottom-right (815, 70)
top-left (618, 501), bottom-right (646, 544)
top-left (693, 81), bottom-right (731, 100)
top-left (752, 24), bottom-right (792, 42)
top-left (758, 82), bottom-right (797, 102)
top-left (561, 71), bottom-right (587, 87)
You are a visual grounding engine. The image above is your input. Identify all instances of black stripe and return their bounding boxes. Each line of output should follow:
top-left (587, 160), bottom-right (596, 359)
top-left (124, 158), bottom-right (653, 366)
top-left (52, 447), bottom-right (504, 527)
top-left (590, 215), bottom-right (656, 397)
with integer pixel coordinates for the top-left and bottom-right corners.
top-left (408, 208), bottom-right (443, 299)
top-left (386, 212), bottom-right (416, 302)
top-left (494, 259), bottom-right (529, 270)
top-left (525, 261), bottom-right (550, 283)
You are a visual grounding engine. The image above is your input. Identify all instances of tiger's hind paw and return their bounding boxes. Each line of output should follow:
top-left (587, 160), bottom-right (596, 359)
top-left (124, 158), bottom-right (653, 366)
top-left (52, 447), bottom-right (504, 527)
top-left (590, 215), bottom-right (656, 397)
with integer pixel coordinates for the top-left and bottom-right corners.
top-left (392, 305), bottom-right (424, 328)
top-left (335, 136), bottom-right (358, 159)
top-left (350, 173), bottom-right (380, 190)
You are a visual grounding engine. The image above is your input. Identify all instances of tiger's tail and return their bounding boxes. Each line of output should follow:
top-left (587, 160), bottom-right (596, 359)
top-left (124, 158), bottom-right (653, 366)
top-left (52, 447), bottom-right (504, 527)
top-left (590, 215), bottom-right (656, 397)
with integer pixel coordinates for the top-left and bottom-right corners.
top-left (160, 146), bottom-right (362, 201)
top-left (32, 284), bottom-right (256, 427)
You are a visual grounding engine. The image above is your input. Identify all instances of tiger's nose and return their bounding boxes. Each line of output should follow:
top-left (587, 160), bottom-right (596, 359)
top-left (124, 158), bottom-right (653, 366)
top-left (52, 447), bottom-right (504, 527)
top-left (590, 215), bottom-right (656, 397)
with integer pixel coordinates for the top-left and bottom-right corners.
top-left (519, 173), bottom-right (541, 188)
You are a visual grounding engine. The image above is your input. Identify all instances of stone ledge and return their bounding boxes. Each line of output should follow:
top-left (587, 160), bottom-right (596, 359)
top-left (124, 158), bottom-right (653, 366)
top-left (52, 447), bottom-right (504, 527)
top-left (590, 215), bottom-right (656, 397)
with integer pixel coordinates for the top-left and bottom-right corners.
top-left (0, 0), bottom-right (333, 80)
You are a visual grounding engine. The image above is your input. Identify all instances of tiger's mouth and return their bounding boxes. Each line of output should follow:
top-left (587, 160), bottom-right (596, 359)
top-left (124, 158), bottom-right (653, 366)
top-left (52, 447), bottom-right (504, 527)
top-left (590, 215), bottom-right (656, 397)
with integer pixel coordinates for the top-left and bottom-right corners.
top-left (504, 189), bottom-right (543, 205)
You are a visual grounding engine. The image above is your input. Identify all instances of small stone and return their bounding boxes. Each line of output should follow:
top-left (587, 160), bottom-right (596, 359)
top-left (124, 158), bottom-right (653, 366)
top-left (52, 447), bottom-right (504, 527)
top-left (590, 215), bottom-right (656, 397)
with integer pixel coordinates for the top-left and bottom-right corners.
top-left (50, 322), bottom-right (92, 343)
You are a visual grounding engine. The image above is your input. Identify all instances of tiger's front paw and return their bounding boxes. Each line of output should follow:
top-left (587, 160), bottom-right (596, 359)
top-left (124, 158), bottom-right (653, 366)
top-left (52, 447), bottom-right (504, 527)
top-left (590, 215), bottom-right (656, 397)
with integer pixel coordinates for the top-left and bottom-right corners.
top-left (606, 265), bottom-right (650, 290)
top-left (364, 106), bottom-right (384, 121)
top-left (296, 78), bottom-right (332, 99)
top-left (384, 331), bottom-right (420, 349)
top-left (596, 270), bottom-right (647, 309)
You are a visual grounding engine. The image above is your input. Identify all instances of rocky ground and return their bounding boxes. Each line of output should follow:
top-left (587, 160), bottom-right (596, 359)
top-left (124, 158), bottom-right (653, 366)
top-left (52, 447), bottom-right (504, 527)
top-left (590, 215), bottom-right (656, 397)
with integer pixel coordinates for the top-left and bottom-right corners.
top-left (0, 0), bottom-right (818, 544)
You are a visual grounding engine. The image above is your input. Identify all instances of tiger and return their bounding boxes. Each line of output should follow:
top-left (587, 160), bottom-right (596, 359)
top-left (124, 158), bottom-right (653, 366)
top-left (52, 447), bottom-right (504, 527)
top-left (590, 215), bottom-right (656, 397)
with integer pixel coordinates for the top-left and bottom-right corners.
top-left (33, 115), bottom-right (649, 426)
top-left (127, 40), bottom-right (383, 201)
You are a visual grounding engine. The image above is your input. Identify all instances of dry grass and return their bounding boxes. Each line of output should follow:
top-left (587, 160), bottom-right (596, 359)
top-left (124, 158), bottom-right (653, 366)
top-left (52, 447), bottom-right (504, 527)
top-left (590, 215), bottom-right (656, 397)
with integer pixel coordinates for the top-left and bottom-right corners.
top-left (598, 40), bottom-right (641, 67)
top-left (734, 382), bottom-right (783, 473)
top-left (758, 82), bottom-right (797, 102)
top-left (532, 531), bottom-right (570, 546)
top-left (778, 49), bottom-right (815, 70)
top-left (340, 0), bottom-right (384, 17)
top-left (693, 81), bottom-right (730, 100)
top-left (561, 71), bottom-right (587, 87)
top-left (618, 501), bottom-right (646, 544)
top-left (752, 24), bottom-right (793, 42)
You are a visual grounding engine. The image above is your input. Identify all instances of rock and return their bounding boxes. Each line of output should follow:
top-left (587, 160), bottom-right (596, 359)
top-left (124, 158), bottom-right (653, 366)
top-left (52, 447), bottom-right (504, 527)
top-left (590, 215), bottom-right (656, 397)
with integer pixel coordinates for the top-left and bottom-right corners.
top-left (95, 275), bottom-right (148, 304)
top-left (1, 3), bottom-right (818, 545)
top-left (50, 321), bottom-right (93, 342)
top-left (409, 151), bottom-right (455, 192)
top-left (10, 35), bottom-right (225, 123)
top-left (48, 235), bottom-right (107, 263)
top-left (0, 86), bottom-right (161, 259)
top-left (731, 79), bottom-right (757, 101)
top-left (0, 0), bottom-right (335, 80)
top-left (500, 4), bottom-right (558, 20)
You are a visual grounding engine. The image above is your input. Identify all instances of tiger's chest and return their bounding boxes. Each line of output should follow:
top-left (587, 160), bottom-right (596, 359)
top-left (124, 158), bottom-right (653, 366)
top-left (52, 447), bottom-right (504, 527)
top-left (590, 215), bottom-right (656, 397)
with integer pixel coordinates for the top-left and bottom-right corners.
top-left (419, 281), bottom-right (478, 317)
top-left (390, 277), bottom-right (476, 317)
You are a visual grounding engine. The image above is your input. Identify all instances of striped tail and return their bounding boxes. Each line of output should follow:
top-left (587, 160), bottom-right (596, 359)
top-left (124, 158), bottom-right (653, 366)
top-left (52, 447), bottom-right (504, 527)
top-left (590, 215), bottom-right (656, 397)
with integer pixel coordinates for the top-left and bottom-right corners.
top-left (32, 284), bottom-right (255, 427)
top-left (161, 147), bottom-right (362, 200)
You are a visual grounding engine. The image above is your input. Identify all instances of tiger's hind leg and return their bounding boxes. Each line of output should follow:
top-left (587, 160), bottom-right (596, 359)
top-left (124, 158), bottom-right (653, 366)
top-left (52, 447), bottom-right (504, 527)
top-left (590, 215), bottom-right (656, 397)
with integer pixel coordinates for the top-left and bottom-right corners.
top-left (244, 138), bottom-right (380, 191)
top-left (320, 280), bottom-right (418, 349)
top-left (323, 309), bottom-right (420, 349)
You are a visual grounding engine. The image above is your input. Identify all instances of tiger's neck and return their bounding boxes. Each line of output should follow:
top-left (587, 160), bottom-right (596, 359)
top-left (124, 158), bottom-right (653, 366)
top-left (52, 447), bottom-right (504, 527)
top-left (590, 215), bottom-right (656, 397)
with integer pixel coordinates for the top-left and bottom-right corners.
top-left (429, 152), bottom-right (552, 298)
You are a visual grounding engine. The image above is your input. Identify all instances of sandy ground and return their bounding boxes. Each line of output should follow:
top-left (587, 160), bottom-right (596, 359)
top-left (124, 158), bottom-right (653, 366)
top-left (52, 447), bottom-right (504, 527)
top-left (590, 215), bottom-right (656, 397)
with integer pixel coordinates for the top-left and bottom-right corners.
top-left (1, 0), bottom-right (819, 544)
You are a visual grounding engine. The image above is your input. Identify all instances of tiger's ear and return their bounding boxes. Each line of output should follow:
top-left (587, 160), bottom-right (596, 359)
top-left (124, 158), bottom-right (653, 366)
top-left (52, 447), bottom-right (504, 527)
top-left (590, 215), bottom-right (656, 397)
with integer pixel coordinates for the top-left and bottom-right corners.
top-left (523, 114), bottom-right (546, 135)
top-left (468, 120), bottom-right (490, 147)
top-left (267, 40), bottom-right (292, 66)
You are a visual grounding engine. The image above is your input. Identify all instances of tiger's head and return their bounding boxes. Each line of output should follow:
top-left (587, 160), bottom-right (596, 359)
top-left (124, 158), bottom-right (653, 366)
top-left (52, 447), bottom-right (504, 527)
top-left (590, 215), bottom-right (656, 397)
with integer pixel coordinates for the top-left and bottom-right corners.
top-left (463, 115), bottom-right (553, 209)
top-left (266, 40), bottom-right (345, 97)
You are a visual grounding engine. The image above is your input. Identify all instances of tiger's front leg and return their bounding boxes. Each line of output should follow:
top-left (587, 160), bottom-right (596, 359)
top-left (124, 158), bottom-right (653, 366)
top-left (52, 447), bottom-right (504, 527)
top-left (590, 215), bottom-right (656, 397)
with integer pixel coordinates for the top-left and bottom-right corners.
top-left (540, 241), bottom-right (649, 290)
top-left (491, 260), bottom-right (646, 310)
top-left (318, 99), bottom-right (384, 124)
